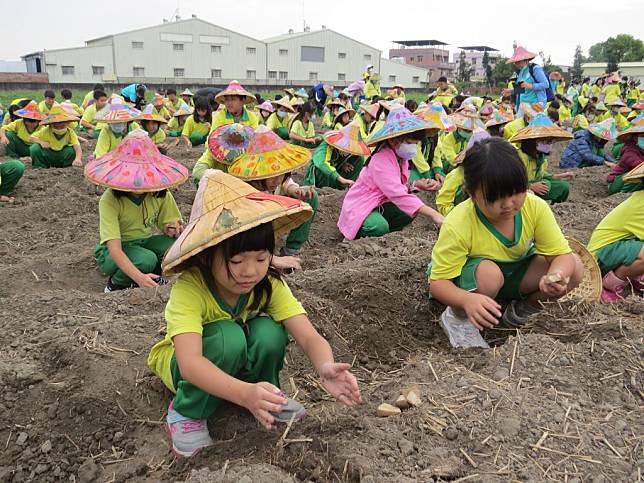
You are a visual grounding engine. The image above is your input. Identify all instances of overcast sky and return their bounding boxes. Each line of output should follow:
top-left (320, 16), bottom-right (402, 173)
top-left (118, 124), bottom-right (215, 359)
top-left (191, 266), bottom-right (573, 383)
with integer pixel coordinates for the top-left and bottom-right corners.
top-left (4, 0), bottom-right (643, 67)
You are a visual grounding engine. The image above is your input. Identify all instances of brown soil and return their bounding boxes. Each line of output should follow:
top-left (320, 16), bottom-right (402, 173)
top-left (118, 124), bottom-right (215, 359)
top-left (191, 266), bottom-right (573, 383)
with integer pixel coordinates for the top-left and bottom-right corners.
top-left (0, 139), bottom-right (642, 483)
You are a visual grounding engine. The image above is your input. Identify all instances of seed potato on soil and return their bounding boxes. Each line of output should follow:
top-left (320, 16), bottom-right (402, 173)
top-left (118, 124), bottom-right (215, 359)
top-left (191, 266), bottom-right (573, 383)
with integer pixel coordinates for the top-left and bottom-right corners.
top-left (0, 139), bottom-right (642, 482)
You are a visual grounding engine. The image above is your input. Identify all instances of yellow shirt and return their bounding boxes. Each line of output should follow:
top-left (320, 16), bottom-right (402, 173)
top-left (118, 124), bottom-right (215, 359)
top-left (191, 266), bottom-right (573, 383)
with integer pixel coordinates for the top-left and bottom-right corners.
top-left (430, 194), bottom-right (571, 281)
top-left (517, 150), bottom-right (549, 183)
top-left (154, 106), bottom-right (171, 120)
top-left (322, 111), bottom-right (334, 129)
top-left (168, 117), bottom-right (185, 131)
top-left (181, 116), bottom-right (209, 137)
top-left (148, 128), bottom-right (166, 144)
top-left (436, 166), bottom-right (465, 216)
top-left (572, 114), bottom-right (589, 130)
top-left (612, 112), bottom-right (629, 131)
top-left (266, 112), bottom-right (290, 131)
top-left (587, 191), bottom-right (644, 255)
top-left (601, 84), bottom-right (621, 105)
top-left (82, 90), bottom-right (95, 108)
top-left (558, 105), bottom-right (572, 123)
top-left (436, 132), bottom-right (467, 167)
top-left (211, 107), bottom-right (258, 132)
top-left (503, 118), bottom-right (526, 142)
top-left (98, 189), bottom-right (181, 244)
top-left (290, 119), bottom-right (315, 138)
top-left (147, 267), bottom-right (306, 391)
top-left (94, 127), bottom-right (125, 158)
top-left (81, 104), bottom-right (107, 130)
top-left (32, 126), bottom-right (79, 151)
top-left (4, 119), bottom-right (39, 144)
top-left (38, 101), bottom-right (55, 114)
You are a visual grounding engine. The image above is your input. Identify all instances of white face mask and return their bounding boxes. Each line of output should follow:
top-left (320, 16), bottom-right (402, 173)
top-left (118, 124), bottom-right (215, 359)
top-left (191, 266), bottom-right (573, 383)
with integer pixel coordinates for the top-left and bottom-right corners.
top-left (52, 127), bottom-right (68, 135)
top-left (395, 142), bottom-right (418, 160)
top-left (111, 123), bottom-right (127, 134)
top-left (277, 110), bottom-right (288, 118)
top-left (536, 142), bottom-right (552, 154)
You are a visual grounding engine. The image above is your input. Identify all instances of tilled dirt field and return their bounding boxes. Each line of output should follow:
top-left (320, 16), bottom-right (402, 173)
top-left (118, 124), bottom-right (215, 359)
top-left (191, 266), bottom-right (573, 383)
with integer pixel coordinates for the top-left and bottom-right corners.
top-left (0, 139), bottom-right (642, 483)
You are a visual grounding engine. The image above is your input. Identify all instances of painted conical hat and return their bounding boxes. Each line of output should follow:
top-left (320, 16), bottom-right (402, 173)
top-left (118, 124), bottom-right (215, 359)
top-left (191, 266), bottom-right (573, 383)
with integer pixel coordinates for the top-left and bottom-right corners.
top-left (588, 118), bottom-right (617, 141)
top-left (207, 123), bottom-right (255, 165)
top-left (485, 110), bottom-right (514, 127)
top-left (271, 97), bottom-right (296, 113)
top-left (324, 121), bottom-right (371, 156)
top-left (294, 88), bottom-right (309, 99)
top-left (608, 98), bottom-right (627, 108)
top-left (96, 102), bottom-right (141, 123)
top-left (452, 112), bottom-right (486, 131)
top-left (617, 114), bottom-right (644, 141)
top-left (84, 129), bottom-right (189, 193)
top-left (367, 107), bottom-right (440, 146)
top-left (509, 113), bottom-right (573, 142)
top-left (479, 103), bottom-right (496, 117)
top-left (215, 80), bottom-right (256, 104)
top-left (416, 103), bottom-right (455, 131)
top-left (161, 170), bottom-right (313, 275)
top-left (181, 88), bottom-right (194, 97)
top-left (40, 105), bottom-right (79, 125)
top-left (15, 101), bottom-right (46, 121)
top-left (623, 162), bottom-right (644, 182)
top-left (508, 46), bottom-right (537, 63)
top-left (333, 107), bottom-right (356, 125)
top-left (173, 102), bottom-right (194, 117)
top-left (256, 100), bottom-right (275, 113)
top-left (136, 104), bottom-right (168, 124)
top-left (227, 125), bottom-right (311, 180)
top-left (359, 103), bottom-right (379, 119)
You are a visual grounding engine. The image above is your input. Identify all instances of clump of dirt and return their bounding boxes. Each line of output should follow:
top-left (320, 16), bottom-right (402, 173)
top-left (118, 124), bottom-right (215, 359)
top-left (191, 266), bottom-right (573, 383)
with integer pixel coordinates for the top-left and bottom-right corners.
top-left (0, 139), bottom-right (642, 482)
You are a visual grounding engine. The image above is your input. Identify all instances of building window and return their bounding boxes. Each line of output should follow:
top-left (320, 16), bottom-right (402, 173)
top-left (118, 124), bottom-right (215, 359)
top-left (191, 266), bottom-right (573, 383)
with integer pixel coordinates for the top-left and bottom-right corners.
top-left (174, 68), bottom-right (185, 78)
top-left (417, 56), bottom-right (423, 62)
top-left (246, 47), bottom-right (256, 55)
top-left (211, 45), bottom-right (222, 53)
top-left (133, 66), bottom-right (145, 76)
top-left (309, 72), bottom-right (318, 81)
top-left (388, 75), bottom-right (396, 83)
top-left (246, 70), bottom-right (256, 79)
top-left (338, 73), bottom-right (346, 81)
top-left (472, 58), bottom-right (477, 65)
top-left (412, 76), bottom-right (420, 84)
top-left (173, 43), bottom-right (184, 51)
top-left (338, 52), bottom-right (346, 59)
top-left (61, 65), bottom-right (75, 76)
top-left (132, 41), bottom-right (144, 49)
top-left (279, 71), bottom-right (288, 80)
top-left (409, 57), bottom-right (414, 62)
top-left (268, 70), bottom-right (277, 79)
top-left (279, 49), bottom-right (288, 56)
top-left (364, 54), bottom-right (372, 61)
top-left (301, 46), bottom-right (324, 62)
top-left (211, 69), bottom-right (222, 78)
top-left (92, 66), bottom-right (104, 76)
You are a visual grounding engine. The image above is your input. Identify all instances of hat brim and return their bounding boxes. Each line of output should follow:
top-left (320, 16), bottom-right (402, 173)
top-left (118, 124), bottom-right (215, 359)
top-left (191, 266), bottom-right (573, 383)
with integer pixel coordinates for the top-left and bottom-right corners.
top-left (616, 126), bottom-right (644, 141)
top-left (334, 109), bottom-right (356, 125)
top-left (324, 131), bottom-right (371, 157)
top-left (136, 114), bottom-right (168, 124)
top-left (215, 89), bottom-right (256, 105)
top-left (229, 144), bottom-right (312, 180)
top-left (560, 237), bottom-right (602, 303)
top-left (271, 100), bottom-right (296, 113)
top-left (509, 126), bottom-right (573, 142)
top-left (41, 113), bottom-right (80, 124)
top-left (366, 123), bottom-right (440, 146)
top-left (622, 162), bottom-right (644, 182)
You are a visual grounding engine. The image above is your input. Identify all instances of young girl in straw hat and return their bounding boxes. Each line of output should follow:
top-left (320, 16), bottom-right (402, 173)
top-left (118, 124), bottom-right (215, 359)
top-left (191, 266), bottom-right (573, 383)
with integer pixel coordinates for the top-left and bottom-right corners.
top-left (337, 107), bottom-right (444, 240)
top-left (255, 100), bottom-right (274, 126)
top-left (322, 99), bottom-right (345, 130)
top-left (606, 115), bottom-right (644, 194)
top-left (180, 97), bottom-right (211, 148)
top-left (85, 129), bottom-right (189, 293)
top-left (93, 102), bottom-right (141, 158)
top-left (266, 97), bottom-right (295, 140)
top-left (148, 169), bottom-right (361, 458)
top-left (138, 104), bottom-right (170, 154)
top-left (429, 137), bottom-right (584, 349)
top-left (333, 107), bottom-right (356, 131)
top-left (288, 101), bottom-right (321, 147)
top-left (411, 102), bottom-right (453, 184)
top-left (167, 102), bottom-right (192, 142)
top-left (304, 121), bottom-right (369, 189)
top-left (228, 125), bottom-right (318, 259)
top-left (510, 113), bottom-right (575, 203)
top-left (29, 106), bottom-right (82, 168)
top-left (0, 101), bottom-right (45, 159)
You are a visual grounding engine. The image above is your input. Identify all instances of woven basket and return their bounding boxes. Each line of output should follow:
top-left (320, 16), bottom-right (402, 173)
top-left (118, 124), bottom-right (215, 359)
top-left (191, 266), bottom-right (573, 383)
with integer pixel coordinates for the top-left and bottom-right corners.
top-left (560, 237), bottom-right (602, 303)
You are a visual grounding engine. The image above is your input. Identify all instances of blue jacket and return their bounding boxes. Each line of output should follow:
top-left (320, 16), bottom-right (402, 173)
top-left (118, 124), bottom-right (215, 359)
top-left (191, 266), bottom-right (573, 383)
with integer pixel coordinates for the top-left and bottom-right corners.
top-left (560, 129), bottom-right (605, 168)
top-left (517, 64), bottom-right (549, 105)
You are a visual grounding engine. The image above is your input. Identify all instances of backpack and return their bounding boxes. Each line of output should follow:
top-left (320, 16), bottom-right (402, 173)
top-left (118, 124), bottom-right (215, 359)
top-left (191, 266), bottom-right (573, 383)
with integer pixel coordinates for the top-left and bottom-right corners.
top-left (529, 63), bottom-right (555, 102)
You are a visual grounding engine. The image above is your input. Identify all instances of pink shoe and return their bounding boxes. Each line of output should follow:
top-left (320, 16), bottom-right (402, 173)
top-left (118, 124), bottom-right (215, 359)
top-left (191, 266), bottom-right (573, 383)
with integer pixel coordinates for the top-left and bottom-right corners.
top-left (601, 271), bottom-right (627, 303)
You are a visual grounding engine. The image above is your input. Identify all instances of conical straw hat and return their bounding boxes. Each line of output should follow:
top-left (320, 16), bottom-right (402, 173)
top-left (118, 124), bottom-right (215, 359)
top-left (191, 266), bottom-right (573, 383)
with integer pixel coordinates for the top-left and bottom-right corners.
top-left (15, 101), bottom-right (46, 121)
top-left (587, 118), bottom-right (617, 141)
top-left (508, 46), bottom-right (537, 63)
top-left (40, 105), bottom-right (79, 125)
top-left (560, 237), bottom-right (602, 303)
top-left (207, 123), bottom-right (255, 165)
top-left (228, 125), bottom-right (311, 180)
top-left (359, 103), bottom-right (379, 119)
top-left (214, 80), bottom-right (256, 105)
top-left (485, 110), bottom-right (514, 127)
top-left (452, 112), bottom-right (486, 131)
top-left (333, 107), bottom-right (356, 125)
top-left (622, 161), bottom-right (644, 182)
top-left (617, 114), bottom-right (644, 141)
top-left (509, 113), bottom-right (573, 142)
top-left (367, 107), bottom-right (441, 146)
top-left (271, 97), bottom-right (296, 113)
top-left (96, 102), bottom-right (141, 124)
top-left (161, 170), bottom-right (313, 275)
top-left (136, 104), bottom-right (168, 124)
top-left (173, 102), bottom-right (194, 117)
top-left (84, 129), bottom-right (188, 193)
top-left (324, 121), bottom-right (371, 156)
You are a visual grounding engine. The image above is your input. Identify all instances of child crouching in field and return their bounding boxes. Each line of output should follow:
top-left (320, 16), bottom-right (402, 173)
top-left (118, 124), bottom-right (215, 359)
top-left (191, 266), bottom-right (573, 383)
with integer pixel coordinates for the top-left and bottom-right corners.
top-left (428, 137), bottom-right (584, 349)
top-left (29, 106), bottom-right (82, 168)
top-left (147, 170), bottom-right (361, 458)
top-left (85, 130), bottom-right (189, 293)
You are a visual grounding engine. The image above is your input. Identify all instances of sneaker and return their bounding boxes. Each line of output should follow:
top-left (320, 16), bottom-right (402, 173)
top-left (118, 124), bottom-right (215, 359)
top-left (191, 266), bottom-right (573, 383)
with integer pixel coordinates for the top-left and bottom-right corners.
top-left (502, 300), bottom-right (540, 327)
top-left (439, 307), bottom-right (489, 349)
top-left (601, 271), bottom-right (627, 304)
top-left (103, 277), bottom-right (128, 293)
top-left (155, 276), bottom-right (169, 286)
top-left (165, 402), bottom-right (213, 458)
top-left (271, 394), bottom-right (307, 423)
top-left (280, 246), bottom-right (300, 257)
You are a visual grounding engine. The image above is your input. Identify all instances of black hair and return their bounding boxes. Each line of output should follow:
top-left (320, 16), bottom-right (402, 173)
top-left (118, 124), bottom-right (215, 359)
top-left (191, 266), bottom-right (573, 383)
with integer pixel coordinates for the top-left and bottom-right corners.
top-left (548, 110), bottom-right (560, 123)
top-left (438, 76), bottom-right (448, 83)
top-left (166, 88), bottom-right (176, 96)
top-left (520, 139), bottom-right (539, 159)
top-left (193, 96), bottom-right (212, 123)
top-left (44, 89), bottom-right (55, 99)
top-left (487, 124), bottom-right (502, 137)
top-left (549, 99), bottom-right (560, 110)
top-left (255, 93), bottom-right (264, 105)
top-left (405, 99), bottom-right (418, 112)
top-left (136, 84), bottom-right (146, 97)
top-left (94, 90), bottom-right (107, 100)
top-left (274, 94), bottom-right (283, 101)
top-left (112, 189), bottom-right (167, 198)
top-left (462, 137), bottom-right (528, 203)
top-left (190, 222), bottom-right (281, 315)
top-left (60, 88), bottom-right (72, 100)
top-left (582, 77), bottom-right (590, 83)
top-left (141, 119), bottom-right (161, 133)
top-left (93, 83), bottom-right (104, 91)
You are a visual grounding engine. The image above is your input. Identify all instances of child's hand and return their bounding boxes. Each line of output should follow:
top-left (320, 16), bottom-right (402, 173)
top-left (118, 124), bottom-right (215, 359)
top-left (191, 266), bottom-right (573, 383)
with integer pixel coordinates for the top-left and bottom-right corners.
top-left (337, 176), bottom-right (355, 187)
top-left (164, 221), bottom-right (184, 238)
top-left (204, 122), bottom-right (211, 130)
top-left (39, 141), bottom-right (50, 149)
top-left (242, 381), bottom-right (287, 430)
top-left (604, 161), bottom-right (616, 168)
top-left (530, 182), bottom-right (549, 195)
top-left (271, 255), bottom-right (302, 271)
top-left (555, 171), bottom-right (576, 181)
top-left (434, 173), bottom-right (445, 184)
top-left (414, 178), bottom-right (441, 192)
top-left (136, 273), bottom-right (160, 288)
top-left (462, 293), bottom-right (502, 330)
top-left (292, 186), bottom-right (315, 200)
top-left (0, 137), bottom-right (9, 146)
top-left (320, 362), bottom-right (362, 407)
top-left (158, 143), bottom-right (169, 150)
top-left (340, 162), bottom-right (354, 174)
top-left (539, 272), bottom-right (569, 297)
top-left (72, 158), bottom-right (83, 167)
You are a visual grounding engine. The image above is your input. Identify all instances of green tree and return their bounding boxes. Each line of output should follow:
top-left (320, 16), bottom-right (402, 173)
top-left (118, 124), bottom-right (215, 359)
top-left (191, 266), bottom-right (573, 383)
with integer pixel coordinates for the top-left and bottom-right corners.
top-left (539, 51), bottom-right (562, 74)
top-left (482, 50), bottom-right (494, 86)
top-left (491, 57), bottom-right (515, 87)
top-left (570, 45), bottom-right (585, 81)
top-left (456, 51), bottom-right (473, 83)
top-left (589, 34), bottom-right (644, 63)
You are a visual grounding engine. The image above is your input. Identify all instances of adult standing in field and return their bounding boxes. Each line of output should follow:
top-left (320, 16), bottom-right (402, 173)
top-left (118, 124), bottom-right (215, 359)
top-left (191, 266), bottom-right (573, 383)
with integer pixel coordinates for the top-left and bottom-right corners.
top-left (507, 47), bottom-right (550, 114)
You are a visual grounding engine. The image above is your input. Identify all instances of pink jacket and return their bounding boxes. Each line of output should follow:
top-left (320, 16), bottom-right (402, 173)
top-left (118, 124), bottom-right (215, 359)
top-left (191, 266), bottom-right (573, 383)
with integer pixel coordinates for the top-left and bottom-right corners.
top-left (337, 145), bottom-right (425, 240)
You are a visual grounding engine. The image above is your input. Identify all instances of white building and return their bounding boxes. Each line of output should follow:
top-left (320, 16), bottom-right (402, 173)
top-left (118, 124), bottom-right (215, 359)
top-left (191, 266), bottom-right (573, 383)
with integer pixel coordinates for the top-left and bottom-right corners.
top-left (452, 46), bottom-right (502, 80)
top-left (380, 58), bottom-right (430, 88)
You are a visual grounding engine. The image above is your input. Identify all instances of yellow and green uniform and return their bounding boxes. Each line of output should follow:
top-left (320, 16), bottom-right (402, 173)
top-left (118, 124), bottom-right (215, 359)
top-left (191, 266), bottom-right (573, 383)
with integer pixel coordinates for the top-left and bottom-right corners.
top-left (82, 90), bottom-right (95, 108)
top-left (429, 193), bottom-right (571, 300)
top-left (611, 112), bottom-right (629, 131)
top-left (601, 84), bottom-right (621, 105)
top-left (81, 103), bottom-right (108, 136)
top-left (30, 126), bottom-right (80, 168)
top-left (94, 189), bottom-right (181, 287)
top-left (587, 191), bottom-right (644, 274)
top-left (181, 115), bottom-right (210, 146)
top-left (435, 84), bottom-right (458, 107)
top-left (626, 86), bottom-right (641, 107)
top-left (2, 98), bottom-right (31, 126)
top-left (165, 98), bottom-right (182, 112)
top-left (571, 114), bottom-right (589, 132)
top-left (354, 113), bottom-right (371, 140)
top-left (304, 141), bottom-right (365, 189)
top-left (3, 119), bottom-right (40, 157)
top-left (289, 119), bottom-right (317, 147)
top-left (94, 126), bottom-right (127, 158)
top-left (410, 136), bottom-right (439, 182)
top-left (591, 84), bottom-right (601, 99)
top-left (581, 83), bottom-right (590, 98)
top-left (364, 80), bottom-right (381, 99)
top-left (503, 117), bottom-right (526, 143)
top-left (435, 131), bottom-right (467, 173)
top-left (266, 112), bottom-right (291, 140)
top-left (154, 106), bottom-right (171, 120)
top-left (38, 101), bottom-right (55, 114)
top-left (436, 166), bottom-right (466, 216)
top-left (147, 267), bottom-right (305, 419)
top-left (555, 83), bottom-right (565, 96)
top-left (192, 108), bottom-right (258, 183)
top-left (0, 159), bottom-right (25, 197)
top-left (517, 150), bottom-right (569, 203)
top-left (558, 104), bottom-right (572, 123)
top-left (167, 116), bottom-right (186, 137)
top-left (322, 111), bottom-right (334, 129)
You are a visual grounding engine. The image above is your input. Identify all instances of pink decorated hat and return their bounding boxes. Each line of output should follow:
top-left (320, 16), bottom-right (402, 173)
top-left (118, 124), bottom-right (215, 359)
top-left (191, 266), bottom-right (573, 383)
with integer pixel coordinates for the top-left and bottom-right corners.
top-left (485, 110), bottom-right (514, 128)
top-left (15, 101), bottom-right (46, 121)
top-left (508, 46), bottom-right (537, 63)
top-left (366, 107), bottom-right (441, 146)
top-left (207, 123), bottom-right (255, 165)
top-left (84, 129), bottom-right (189, 193)
top-left (214, 80), bottom-right (256, 105)
top-left (256, 100), bottom-right (275, 114)
top-left (324, 121), bottom-right (371, 156)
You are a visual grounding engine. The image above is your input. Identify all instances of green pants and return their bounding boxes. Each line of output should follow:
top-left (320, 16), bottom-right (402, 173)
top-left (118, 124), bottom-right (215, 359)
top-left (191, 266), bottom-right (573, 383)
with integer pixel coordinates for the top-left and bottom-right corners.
top-left (290, 139), bottom-right (319, 148)
top-left (94, 235), bottom-right (175, 287)
top-left (611, 142), bottom-right (624, 160)
top-left (168, 130), bottom-right (182, 138)
top-left (274, 127), bottom-right (290, 140)
top-left (538, 178), bottom-right (569, 203)
top-left (595, 239), bottom-right (644, 274)
top-left (304, 157), bottom-right (364, 189)
top-left (0, 160), bottom-right (25, 196)
top-left (80, 127), bottom-right (101, 139)
top-left (357, 202), bottom-right (414, 239)
top-left (189, 133), bottom-right (208, 147)
top-left (29, 144), bottom-right (76, 168)
top-left (608, 174), bottom-right (642, 194)
top-left (408, 166), bottom-right (432, 184)
top-left (4, 131), bottom-right (31, 158)
top-left (171, 317), bottom-right (288, 420)
top-left (285, 191), bottom-right (318, 251)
